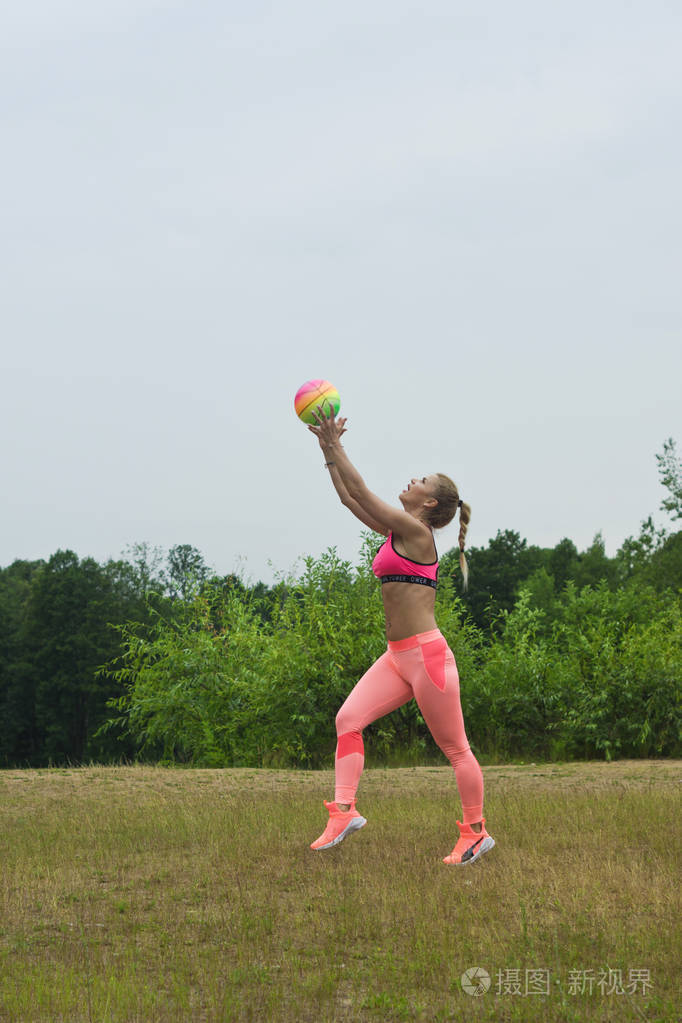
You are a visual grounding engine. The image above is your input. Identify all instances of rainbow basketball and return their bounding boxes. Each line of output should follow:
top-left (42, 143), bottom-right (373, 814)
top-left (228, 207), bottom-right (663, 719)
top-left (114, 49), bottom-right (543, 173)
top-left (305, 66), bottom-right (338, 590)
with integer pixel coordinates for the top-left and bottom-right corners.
top-left (294, 379), bottom-right (341, 424)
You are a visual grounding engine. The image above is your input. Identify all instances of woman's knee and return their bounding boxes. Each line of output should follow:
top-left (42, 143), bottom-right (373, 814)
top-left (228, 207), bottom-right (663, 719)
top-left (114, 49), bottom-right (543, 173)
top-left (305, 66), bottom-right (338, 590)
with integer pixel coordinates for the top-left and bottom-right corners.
top-left (444, 743), bottom-right (483, 776)
top-left (335, 705), bottom-right (361, 737)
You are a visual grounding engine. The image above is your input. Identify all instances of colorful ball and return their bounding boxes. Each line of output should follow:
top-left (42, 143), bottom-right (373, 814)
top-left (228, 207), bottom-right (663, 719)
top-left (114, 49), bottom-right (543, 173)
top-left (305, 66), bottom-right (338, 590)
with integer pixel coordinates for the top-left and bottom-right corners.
top-left (294, 379), bottom-right (341, 424)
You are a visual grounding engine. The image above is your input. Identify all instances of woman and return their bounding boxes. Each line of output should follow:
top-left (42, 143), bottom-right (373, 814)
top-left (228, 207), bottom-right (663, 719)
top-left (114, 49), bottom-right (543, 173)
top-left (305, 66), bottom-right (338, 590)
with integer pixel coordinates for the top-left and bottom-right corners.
top-left (308, 405), bottom-right (494, 865)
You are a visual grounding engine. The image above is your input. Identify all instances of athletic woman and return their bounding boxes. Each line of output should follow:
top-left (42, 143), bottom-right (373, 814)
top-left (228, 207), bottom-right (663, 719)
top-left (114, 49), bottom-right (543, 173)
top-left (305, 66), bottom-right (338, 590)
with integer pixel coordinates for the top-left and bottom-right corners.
top-left (308, 405), bottom-right (494, 865)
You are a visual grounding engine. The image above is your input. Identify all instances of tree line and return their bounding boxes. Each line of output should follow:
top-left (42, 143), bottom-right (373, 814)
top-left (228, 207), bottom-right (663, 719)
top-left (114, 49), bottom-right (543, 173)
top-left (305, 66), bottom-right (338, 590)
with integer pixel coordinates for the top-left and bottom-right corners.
top-left (1, 441), bottom-right (680, 768)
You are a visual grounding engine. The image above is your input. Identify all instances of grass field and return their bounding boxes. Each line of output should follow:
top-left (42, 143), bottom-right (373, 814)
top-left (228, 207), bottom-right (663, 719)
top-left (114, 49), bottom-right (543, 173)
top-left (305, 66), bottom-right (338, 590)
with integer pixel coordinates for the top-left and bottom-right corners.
top-left (0, 761), bottom-right (679, 1022)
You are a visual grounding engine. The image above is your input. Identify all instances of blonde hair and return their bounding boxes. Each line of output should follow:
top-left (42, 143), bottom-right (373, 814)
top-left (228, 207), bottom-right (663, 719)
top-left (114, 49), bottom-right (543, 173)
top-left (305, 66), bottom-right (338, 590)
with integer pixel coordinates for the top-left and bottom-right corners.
top-left (424, 473), bottom-right (471, 590)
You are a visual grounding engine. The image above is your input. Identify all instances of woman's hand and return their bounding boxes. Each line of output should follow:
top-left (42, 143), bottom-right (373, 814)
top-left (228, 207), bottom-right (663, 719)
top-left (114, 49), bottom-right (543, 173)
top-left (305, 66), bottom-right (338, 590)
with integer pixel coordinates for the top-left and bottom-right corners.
top-left (308, 405), bottom-right (347, 450)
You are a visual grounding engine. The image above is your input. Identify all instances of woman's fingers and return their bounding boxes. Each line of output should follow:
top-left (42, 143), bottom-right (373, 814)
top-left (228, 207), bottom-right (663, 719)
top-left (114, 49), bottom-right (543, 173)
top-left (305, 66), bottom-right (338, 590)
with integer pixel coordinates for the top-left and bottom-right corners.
top-left (309, 405), bottom-right (346, 443)
top-left (316, 403), bottom-right (335, 422)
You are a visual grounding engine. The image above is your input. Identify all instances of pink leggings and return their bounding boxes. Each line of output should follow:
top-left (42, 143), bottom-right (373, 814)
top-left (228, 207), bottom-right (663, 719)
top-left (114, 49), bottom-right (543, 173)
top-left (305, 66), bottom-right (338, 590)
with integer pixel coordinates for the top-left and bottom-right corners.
top-left (334, 629), bottom-right (484, 824)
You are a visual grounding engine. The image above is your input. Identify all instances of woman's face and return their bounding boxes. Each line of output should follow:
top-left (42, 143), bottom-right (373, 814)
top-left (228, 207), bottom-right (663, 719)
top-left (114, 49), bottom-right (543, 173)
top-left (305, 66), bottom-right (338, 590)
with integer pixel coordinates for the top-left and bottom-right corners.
top-left (399, 474), bottom-right (438, 511)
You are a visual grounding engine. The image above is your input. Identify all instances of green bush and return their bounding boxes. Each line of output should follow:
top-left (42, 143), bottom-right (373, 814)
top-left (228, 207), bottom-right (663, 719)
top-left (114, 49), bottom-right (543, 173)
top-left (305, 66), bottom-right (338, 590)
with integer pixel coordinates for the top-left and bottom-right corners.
top-left (464, 582), bottom-right (681, 760)
top-left (101, 543), bottom-right (681, 766)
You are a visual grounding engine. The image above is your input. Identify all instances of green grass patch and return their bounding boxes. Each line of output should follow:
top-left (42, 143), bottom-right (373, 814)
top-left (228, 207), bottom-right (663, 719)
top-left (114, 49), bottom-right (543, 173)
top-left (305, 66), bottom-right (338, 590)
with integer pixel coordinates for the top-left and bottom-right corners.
top-left (0, 762), bottom-right (679, 1021)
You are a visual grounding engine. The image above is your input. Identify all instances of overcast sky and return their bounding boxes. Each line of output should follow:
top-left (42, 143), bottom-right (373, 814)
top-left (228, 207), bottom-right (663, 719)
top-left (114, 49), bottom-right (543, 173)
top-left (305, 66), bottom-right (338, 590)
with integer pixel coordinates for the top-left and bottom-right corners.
top-left (2, 1), bottom-right (680, 585)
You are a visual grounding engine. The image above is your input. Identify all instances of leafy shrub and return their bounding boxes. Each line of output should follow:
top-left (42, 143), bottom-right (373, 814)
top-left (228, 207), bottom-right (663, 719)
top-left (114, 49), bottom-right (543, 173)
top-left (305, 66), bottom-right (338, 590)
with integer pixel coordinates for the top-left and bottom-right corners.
top-left (100, 544), bottom-right (681, 766)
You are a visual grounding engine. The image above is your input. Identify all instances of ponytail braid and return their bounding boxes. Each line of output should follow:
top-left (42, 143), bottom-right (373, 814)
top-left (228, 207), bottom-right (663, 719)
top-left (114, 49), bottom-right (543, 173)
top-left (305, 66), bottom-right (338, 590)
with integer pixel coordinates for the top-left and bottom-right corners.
top-left (458, 501), bottom-right (471, 591)
top-left (424, 473), bottom-right (471, 591)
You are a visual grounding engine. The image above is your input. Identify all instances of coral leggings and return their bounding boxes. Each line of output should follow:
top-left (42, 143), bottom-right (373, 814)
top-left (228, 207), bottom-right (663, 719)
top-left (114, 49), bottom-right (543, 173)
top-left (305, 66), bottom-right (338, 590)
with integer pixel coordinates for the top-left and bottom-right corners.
top-left (334, 629), bottom-right (484, 824)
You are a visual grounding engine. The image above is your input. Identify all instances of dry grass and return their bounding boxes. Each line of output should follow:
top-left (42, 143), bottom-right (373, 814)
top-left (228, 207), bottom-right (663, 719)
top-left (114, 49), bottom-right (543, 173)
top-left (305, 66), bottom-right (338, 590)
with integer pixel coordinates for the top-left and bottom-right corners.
top-left (0, 761), bottom-right (679, 1022)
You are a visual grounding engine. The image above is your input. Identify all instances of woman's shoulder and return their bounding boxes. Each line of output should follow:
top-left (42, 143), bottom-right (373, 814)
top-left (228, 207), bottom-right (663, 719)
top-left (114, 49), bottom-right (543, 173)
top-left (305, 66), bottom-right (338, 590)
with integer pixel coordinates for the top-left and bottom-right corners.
top-left (393, 525), bottom-right (437, 563)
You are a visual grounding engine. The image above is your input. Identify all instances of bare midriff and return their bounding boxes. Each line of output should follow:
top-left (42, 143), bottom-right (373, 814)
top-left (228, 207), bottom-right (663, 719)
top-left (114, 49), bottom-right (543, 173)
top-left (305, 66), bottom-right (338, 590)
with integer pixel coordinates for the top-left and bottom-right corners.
top-left (381, 583), bottom-right (438, 642)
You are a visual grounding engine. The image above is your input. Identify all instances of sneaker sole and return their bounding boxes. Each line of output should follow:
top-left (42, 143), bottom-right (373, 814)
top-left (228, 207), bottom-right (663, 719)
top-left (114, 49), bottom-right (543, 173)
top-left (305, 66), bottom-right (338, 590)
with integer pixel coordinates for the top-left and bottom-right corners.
top-left (312, 815), bottom-right (367, 851)
top-left (445, 836), bottom-right (496, 866)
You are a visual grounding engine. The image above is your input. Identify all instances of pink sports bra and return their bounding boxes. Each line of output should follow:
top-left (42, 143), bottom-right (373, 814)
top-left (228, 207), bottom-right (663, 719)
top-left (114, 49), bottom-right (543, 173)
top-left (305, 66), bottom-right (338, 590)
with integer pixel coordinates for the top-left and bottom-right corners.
top-left (372, 532), bottom-right (439, 589)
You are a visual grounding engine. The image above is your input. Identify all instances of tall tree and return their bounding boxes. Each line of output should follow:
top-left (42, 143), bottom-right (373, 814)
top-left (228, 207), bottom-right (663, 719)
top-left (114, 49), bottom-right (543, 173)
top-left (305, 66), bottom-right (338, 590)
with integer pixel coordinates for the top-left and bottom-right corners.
top-left (572, 532), bottom-right (618, 590)
top-left (121, 542), bottom-right (167, 598)
top-left (0, 560), bottom-right (44, 765)
top-left (442, 530), bottom-right (544, 629)
top-left (548, 538), bottom-right (579, 591)
top-left (21, 551), bottom-right (136, 764)
top-left (166, 544), bottom-right (209, 601)
top-left (656, 437), bottom-right (682, 522)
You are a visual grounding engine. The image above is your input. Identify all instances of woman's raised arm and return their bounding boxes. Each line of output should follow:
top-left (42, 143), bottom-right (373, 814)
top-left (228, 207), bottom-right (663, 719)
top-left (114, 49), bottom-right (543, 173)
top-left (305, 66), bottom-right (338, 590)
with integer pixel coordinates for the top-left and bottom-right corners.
top-left (308, 406), bottom-right (429, 543)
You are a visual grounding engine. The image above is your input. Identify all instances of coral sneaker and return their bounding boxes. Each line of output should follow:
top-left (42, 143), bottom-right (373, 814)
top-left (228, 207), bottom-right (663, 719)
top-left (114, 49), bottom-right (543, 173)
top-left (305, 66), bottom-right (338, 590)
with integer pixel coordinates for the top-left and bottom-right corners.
top-left (443, 819), bottom-right (495, 865)
top-left (310, 800), bottom-right (367, 851)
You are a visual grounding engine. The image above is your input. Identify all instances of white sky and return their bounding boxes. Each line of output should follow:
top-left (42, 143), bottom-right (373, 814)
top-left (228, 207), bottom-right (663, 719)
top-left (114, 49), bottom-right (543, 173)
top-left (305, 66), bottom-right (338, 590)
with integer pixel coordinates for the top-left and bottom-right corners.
top-left (2, 1), bottom-right (680, 585)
